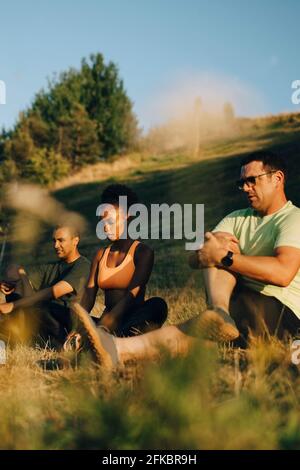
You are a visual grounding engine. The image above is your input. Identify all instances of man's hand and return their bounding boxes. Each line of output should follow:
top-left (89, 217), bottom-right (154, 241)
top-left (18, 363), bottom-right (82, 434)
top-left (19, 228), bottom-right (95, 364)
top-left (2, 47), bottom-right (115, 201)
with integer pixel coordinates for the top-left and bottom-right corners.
top-left (189, 231), bottom-right (240, 269)
top-left (213, 231), bottom-right (241, 254)
top-left (0, 302), bottom-right (14, 315)
top-left (0, 281), bottom-right (16, 295)
top-left (196, 232), bottom-right (227, 267)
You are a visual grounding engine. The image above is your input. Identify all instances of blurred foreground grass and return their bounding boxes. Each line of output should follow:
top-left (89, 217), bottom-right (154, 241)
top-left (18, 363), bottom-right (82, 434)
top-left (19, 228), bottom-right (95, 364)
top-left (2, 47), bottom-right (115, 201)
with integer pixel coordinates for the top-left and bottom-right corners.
top-left (1, 338), bottom-right (300, 450)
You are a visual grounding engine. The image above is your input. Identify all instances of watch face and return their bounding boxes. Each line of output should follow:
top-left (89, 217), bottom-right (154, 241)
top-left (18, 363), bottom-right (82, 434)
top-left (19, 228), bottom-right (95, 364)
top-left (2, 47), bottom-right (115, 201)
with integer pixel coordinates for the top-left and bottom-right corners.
top-left (221, 252), bottom-right (233, 267)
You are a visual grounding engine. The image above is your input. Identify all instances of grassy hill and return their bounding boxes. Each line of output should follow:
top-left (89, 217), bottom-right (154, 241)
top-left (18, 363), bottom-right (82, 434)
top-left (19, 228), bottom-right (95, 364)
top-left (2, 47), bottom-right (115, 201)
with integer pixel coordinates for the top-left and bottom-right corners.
top-left (53, 112), bottom-right (300, 322)
top-left (1, 112), bottom-right (300, 449)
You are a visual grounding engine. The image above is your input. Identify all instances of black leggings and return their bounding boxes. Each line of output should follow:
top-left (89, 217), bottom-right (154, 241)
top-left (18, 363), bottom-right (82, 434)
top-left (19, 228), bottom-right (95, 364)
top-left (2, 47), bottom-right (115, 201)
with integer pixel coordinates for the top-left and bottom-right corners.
top-left (92, 297), bottom-right (168, 337)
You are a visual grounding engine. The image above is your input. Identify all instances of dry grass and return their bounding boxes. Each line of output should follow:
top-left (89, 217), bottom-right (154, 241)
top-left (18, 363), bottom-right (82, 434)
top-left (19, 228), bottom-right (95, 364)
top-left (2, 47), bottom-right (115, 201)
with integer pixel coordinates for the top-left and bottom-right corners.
top-left (1, 331), bottom-right (299, 449)
top-left (1, 112), bottom-right (300, 449)
top-left (50, 154), bottom-right (141, 191)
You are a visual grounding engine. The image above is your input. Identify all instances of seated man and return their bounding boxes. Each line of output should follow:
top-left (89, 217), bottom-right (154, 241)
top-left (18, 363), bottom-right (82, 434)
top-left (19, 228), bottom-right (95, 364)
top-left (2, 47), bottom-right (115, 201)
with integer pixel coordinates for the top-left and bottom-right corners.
top-left (0, 225), bottom-right (90, 348)
top-left (188, 149), bottom-right (300, 344)
top-left (62, 150), bottom-right (300, 368)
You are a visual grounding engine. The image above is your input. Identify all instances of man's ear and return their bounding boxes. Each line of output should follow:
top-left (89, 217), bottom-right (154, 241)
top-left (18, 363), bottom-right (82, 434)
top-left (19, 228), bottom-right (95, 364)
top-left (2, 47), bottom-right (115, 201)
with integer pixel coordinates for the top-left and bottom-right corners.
top-left (74, 236), bottom-right (80, 247)
top-left (274, 170), bottom-right (285, 186)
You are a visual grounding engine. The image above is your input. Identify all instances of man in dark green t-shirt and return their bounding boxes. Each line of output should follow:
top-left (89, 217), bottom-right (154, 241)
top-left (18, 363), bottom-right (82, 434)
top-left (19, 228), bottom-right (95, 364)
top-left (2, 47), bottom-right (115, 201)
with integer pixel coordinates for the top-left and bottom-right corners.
top-left (0, 225), bottom-right (90, 348)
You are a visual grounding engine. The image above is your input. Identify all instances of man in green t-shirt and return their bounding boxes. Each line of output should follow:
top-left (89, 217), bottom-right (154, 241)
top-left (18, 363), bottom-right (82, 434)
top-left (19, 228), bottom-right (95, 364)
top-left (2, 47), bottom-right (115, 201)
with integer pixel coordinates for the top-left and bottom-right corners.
top-left (188, 150), bottom-right (300, 344)
top-left (0, 225), bottom-right (90, 348)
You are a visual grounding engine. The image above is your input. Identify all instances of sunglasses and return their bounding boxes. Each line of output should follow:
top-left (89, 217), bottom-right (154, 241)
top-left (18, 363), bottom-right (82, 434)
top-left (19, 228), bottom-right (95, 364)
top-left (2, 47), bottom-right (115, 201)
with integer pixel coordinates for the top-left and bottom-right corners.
top-left (236, 171), bottom-right (277, 191)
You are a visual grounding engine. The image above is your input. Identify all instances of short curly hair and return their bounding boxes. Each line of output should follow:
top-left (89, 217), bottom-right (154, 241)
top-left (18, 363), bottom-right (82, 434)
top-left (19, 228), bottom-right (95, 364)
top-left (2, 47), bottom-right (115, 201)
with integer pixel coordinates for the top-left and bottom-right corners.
top-left (101, 184), bottom-right (139, 209)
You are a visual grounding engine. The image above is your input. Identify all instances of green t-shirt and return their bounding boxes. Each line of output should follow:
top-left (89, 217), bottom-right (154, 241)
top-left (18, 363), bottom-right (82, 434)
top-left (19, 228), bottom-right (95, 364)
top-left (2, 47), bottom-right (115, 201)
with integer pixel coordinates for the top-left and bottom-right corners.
top-left (26, 256), bottom-right (91, 318)
top-left (213, 201), bottom-right (300, 318)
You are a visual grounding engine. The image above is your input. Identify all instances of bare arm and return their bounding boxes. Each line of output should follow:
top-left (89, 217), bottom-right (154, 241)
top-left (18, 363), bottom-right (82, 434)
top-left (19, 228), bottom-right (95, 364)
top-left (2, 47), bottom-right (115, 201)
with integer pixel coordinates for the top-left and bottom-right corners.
top-left (1, 265), bottom-right (34, 298)
top-left (189, 231), bottom-right (240, 269)
top-left (99, 244), bottom-right (154, 332)
top-left (0, 280), bottom-right (74, 315)
top-left (198, 232), bottom-right (300, 287)
top-left (229, 246), bottom-right (300, 287)
top-left (80, 249), bottom-right (103, 312)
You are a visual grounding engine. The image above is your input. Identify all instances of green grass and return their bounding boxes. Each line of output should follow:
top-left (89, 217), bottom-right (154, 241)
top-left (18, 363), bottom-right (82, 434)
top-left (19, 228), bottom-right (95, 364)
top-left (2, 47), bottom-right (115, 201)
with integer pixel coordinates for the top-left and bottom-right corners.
top-left (1, 113), bottom-right (300, 449)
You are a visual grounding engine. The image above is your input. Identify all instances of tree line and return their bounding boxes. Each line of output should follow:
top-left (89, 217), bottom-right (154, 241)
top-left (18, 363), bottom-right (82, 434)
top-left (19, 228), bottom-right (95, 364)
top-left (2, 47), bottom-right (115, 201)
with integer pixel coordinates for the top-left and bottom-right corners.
top-left (0, 53), bottom-right (139, 185)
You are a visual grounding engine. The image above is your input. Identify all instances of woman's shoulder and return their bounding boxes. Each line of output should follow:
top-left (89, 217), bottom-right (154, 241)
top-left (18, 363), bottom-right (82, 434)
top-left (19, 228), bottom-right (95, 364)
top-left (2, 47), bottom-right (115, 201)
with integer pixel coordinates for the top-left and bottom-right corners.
top-left (93, 246), bottom-right (109, 263)
top-left (134, 241), bottom-right (154, 260)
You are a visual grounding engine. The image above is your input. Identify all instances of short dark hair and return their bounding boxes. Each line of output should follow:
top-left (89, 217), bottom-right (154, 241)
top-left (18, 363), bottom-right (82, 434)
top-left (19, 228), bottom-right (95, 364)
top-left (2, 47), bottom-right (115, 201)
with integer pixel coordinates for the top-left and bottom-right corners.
top-left (54, 225), bottom-right (80, 239)
top-left (240, 150), bottom-right (288, 180)
top-left (101, 184), bottom-right (139, 208)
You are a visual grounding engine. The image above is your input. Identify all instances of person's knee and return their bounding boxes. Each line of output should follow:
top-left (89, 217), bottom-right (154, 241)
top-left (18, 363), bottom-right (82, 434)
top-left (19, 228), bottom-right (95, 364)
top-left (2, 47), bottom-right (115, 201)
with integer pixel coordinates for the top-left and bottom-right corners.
top-left (148, 297), bottom-right (168, 323)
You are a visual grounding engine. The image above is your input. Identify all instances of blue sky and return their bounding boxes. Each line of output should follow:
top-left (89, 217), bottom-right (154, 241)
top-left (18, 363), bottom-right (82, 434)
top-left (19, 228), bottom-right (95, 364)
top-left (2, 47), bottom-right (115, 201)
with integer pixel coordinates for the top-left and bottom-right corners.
top-left (0, 0), bottom-right (299, 131)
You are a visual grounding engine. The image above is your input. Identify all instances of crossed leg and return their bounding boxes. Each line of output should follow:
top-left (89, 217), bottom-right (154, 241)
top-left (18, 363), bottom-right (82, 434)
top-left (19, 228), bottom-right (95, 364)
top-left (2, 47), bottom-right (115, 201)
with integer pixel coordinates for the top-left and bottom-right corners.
top-left (68, 266), bottom-right (239, 368)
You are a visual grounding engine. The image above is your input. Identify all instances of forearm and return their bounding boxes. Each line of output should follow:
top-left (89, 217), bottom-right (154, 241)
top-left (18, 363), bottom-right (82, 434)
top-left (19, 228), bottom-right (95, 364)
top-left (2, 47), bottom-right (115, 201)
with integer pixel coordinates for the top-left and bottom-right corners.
top-left (12, 287), bottom-right (54, 310)
top-left (81, 287), bottom-right (97, 313)
top-left (229, 254), bottom-right (290, 286)
top-left (100, 292), bottom-right (135, 331)
top-left (3, 268), bottom-right (34, 299)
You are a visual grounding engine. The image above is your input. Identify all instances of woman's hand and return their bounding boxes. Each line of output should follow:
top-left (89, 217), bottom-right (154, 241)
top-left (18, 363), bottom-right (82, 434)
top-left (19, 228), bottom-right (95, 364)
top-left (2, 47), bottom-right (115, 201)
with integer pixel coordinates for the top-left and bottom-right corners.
top-left (99, 311), bottom-right (118, 332)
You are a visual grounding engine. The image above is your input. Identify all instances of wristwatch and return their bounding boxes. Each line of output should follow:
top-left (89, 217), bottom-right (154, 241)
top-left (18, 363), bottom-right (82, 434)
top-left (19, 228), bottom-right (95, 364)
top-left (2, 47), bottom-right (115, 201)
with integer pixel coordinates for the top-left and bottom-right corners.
top-left (221, 250), bottom-right (234, 267)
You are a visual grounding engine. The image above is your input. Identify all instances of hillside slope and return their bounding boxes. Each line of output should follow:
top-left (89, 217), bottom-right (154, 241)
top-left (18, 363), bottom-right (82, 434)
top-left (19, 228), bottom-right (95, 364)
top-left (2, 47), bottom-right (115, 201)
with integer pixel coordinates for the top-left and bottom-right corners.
top-left (50, 113), bottom-right (300, 321)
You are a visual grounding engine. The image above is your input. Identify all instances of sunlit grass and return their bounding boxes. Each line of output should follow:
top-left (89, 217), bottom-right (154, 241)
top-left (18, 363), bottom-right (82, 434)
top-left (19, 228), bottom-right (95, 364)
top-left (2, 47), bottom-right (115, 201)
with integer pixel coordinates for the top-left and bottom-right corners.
top-left (1, 113), bottom-right (300, 449)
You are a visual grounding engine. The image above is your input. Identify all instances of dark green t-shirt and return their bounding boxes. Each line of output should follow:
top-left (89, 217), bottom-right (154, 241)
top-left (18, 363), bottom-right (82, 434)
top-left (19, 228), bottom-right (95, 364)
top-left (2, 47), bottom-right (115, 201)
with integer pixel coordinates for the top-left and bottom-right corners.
top-left (26, 256), bottom-right (91, 320)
